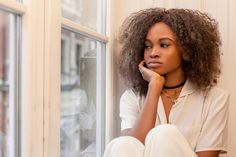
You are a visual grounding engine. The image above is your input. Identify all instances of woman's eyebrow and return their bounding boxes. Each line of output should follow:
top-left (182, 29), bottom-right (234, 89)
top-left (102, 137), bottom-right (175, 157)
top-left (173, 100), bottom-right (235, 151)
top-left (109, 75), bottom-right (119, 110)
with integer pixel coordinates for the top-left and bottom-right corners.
top-left (145, 37), bottom-right (175, 43)
top-left (144, 39), bottom-right (151, 42)
top-left (159, 37), bottom-right (175, 42)
top-left (144, 39), bottom-right (152, 44)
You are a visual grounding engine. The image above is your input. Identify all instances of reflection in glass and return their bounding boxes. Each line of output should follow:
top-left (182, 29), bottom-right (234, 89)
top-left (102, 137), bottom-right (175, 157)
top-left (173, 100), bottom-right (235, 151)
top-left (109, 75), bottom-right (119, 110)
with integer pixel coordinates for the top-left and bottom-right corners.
top-left (61, 0), bottom-right (106, 34)
top-left (0, 10), bottom-right (18, 157)
top-left (61, 29), bottom-right (104, 157)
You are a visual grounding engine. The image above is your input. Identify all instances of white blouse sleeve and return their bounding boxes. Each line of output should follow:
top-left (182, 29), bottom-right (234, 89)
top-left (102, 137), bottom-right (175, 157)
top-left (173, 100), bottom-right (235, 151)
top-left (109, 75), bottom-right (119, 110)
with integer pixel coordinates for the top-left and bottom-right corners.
top-left (119, 89), bottom-right (140, 131)
top-left (195, 87), bottom-right (229, 153)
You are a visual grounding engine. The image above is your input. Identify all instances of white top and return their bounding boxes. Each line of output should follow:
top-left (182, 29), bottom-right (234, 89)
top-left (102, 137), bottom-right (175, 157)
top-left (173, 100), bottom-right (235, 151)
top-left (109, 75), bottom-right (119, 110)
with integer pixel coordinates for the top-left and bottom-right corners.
top-left (119, 80), bottom-right (229, 153)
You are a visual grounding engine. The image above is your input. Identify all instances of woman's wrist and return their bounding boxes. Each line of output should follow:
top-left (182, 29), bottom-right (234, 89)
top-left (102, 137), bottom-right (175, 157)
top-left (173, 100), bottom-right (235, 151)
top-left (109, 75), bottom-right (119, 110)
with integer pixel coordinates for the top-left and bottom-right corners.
top-left (148, 75), bottom-right (165, 89)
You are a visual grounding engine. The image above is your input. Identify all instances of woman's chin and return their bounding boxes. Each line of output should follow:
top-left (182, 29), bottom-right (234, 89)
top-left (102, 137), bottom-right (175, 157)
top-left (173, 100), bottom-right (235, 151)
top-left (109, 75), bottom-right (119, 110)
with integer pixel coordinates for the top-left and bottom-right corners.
top-left (149, 68), bottom-right (163, 74)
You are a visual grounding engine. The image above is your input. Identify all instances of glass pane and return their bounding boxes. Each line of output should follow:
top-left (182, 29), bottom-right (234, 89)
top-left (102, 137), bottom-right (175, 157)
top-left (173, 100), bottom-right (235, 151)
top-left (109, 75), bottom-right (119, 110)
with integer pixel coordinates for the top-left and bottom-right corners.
top-left (61, 0), bottom-right (106, 34)
top-left (61, 29), bottom-right (105, 157)
top-left (0, 10), bottom-right (19, 157)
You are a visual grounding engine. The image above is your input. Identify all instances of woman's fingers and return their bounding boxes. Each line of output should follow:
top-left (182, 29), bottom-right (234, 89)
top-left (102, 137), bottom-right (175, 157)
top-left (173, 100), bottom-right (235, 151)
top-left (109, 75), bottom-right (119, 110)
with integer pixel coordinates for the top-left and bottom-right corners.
top-left (138, 61), bottom-right (146, 74)
top-left (138, 60), bottom-right (155, 82)
top-left (138, 60), bottom-right (165, 85)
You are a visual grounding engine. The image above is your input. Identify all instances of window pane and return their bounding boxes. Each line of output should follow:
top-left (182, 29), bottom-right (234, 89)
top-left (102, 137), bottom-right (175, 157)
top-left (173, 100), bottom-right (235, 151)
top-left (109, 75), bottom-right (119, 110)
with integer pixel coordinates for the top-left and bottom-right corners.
top-left (61, 0), bottom-right (106, 34)
top-left (0, 10), bottom-right (19, 157)
top-left (61, 29), bottom-right (105, 157)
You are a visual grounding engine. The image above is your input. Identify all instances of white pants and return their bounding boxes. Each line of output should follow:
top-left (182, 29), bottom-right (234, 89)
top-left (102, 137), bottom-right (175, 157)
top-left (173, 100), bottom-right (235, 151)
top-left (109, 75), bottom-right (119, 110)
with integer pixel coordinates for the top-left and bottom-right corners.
top-left (103, 124), bottom-right (198, 157)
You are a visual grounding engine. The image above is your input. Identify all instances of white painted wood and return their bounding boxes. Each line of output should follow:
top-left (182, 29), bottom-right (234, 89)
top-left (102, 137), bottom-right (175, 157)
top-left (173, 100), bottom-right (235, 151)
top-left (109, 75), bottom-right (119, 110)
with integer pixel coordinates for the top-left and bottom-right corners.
top-left (153, 0), bottom-right (165, 8)
top-left (0, 0), bottom-right (26, 15)
top-left (9, 13), bottom-right (17, 157)
top-left (164, 0), bottom-right (177, 9)
top-left (61, 17), bottom-right (109, 43)
top-left (226, 0), bottom-right (236, 156)
top-left (216, 0), bottom-right (229, 88)
top-left (138, 0), bottom-right (155, 9)
top-left (204, 0), bottom-right (217, 17)
top-left (96, 36), bottom-right (104, 157)
top-left (21, 0), bottom-right (44, 157)
top-left (200, 0), bottom-right (206, 11)
top-left (202, 2), bottom-right (234, 156)
top-left (176, 0), bottom-right (201, 9)
top-left (105, 0), bottom-right (114, 145)
top-left (43, 0), bottom-right (61, 156)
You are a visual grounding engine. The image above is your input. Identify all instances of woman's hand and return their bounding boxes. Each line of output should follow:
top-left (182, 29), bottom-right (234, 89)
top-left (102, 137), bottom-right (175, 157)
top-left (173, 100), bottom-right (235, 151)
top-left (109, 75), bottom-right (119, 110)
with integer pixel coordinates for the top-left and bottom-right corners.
top-left (138, 60), bottom-right (165, 86)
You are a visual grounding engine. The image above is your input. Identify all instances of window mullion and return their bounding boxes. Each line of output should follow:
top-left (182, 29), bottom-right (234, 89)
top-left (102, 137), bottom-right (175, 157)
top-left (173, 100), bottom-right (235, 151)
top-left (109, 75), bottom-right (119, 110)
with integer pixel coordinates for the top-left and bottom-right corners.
top-left (43, 0), bottom-right (61, 156)
top-left (21, 0), bottom-right (44, 157)
top-left (61, 17), bottom-right (109, 43)
top-left (0, 0), bottom-right (26, 15)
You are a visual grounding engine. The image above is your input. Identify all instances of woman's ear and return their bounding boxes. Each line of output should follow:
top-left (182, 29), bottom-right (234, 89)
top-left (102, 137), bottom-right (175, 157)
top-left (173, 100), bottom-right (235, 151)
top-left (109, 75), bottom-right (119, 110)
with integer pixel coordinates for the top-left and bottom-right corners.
top-left (182, 53), bottom-right (190, 61)
top-left (179, 47), bottom-right (190, 61)
top-left (181, 48), bottom-right (190, 61)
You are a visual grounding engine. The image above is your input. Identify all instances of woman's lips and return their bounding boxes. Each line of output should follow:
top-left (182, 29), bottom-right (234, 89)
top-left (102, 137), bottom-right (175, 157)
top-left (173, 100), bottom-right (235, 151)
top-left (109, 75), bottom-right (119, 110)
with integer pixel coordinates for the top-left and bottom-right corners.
top-left (148, 61), bottom-right (162, 68)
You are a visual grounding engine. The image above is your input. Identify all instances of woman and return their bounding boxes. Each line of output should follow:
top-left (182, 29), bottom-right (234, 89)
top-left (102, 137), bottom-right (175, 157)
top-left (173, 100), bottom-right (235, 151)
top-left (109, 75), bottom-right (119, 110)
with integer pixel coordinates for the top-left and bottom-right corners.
top-left (103, 8), bottom-right (229, 157)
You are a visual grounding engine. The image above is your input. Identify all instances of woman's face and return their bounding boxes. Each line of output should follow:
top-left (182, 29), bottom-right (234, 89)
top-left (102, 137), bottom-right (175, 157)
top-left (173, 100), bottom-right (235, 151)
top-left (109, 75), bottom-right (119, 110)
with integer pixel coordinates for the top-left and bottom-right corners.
top-left (144, 22), bottom-right (183, 77)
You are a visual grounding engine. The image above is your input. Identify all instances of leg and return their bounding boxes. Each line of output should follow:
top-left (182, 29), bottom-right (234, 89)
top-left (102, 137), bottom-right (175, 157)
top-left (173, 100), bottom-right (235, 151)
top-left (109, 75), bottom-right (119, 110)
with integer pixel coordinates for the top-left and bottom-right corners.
top-left (144, 124), bottom-right (198, 157)
top-left (103, 136), bottom-right (144, 157)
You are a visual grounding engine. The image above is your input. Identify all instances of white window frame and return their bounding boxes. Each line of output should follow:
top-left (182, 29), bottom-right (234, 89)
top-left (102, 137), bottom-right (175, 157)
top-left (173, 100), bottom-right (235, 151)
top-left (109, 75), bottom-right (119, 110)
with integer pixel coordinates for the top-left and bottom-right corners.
top-left (0, 0), bottom-right (113, 157)
top-left (61, 2), bottom-right (109, 156)
top-left (0, 1), bottom-right (26, 157)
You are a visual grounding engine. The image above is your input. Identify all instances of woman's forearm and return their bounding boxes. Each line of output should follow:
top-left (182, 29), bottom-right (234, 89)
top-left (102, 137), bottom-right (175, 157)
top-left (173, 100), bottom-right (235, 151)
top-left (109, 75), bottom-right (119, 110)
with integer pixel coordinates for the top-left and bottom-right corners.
top-left (121, 79), bottom-right (163, 143)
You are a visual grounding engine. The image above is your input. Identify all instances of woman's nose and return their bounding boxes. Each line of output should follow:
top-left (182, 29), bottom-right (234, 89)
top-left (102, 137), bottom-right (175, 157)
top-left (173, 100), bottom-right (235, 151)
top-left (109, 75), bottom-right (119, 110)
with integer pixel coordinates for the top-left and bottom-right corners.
top-left (150, 48), bottom-right (160, 58)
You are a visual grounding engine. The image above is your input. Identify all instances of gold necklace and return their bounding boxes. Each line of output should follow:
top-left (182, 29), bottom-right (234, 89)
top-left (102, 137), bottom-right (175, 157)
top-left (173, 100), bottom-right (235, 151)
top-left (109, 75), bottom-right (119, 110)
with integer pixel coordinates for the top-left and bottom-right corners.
top-left (161, 89), bottom-right (181, 104)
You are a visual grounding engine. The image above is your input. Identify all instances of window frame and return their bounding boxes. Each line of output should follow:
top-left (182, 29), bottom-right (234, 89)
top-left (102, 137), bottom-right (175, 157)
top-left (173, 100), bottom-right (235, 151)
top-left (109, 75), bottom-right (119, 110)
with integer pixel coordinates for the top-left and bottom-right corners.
top-left (0, 1), bottom-right (25, 157)
top-left (0, 0), bottom-right (113, 156)
top-left (11, 13), bottom-right (22, 157)
top-left (60, 0), bottom-right (109, 156)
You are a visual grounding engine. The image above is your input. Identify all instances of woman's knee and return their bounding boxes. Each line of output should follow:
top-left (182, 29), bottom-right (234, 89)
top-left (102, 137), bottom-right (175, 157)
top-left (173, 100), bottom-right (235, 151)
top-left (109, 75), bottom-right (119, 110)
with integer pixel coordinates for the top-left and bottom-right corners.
top-left (144, 125), bottom-right (195, 157)
top-left (103, 136), bottom-right (144, 157)
top-left (145, 124), bottom-right (180, 144)
top-left (106, 136), bottom-right (144, 150)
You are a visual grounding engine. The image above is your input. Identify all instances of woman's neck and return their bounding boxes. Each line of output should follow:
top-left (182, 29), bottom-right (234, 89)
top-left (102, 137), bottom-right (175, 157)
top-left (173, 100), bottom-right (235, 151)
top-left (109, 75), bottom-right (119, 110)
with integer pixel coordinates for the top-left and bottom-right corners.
top-left (164, 71), bottom-right (186, 89)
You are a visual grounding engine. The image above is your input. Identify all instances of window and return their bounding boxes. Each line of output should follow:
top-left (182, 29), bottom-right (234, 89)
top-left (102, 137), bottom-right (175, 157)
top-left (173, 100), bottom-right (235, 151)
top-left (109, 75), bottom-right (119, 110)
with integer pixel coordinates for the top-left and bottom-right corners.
top-left (61, 29), bottom-right (106, 157)
top-left (61, 0), bottom-right (106, 34)
top-left (60, 0), bottom-right (107, 157)
top-left (0, 0), bottom-right (110, 157)
top-left (0, 9), bottom-right (20, 157)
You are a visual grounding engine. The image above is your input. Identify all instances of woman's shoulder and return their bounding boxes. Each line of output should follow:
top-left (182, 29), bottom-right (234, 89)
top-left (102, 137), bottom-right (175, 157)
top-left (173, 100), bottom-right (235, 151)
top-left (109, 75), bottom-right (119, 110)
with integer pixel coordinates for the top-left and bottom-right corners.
top-left (203, 85), bottom-right (229, 108)
top-left (120, 89), bottom-right (141, 100)
top-left (120, 89), bottom-right (145, 108)
top-left (207, 86), bottom-right (229, 98)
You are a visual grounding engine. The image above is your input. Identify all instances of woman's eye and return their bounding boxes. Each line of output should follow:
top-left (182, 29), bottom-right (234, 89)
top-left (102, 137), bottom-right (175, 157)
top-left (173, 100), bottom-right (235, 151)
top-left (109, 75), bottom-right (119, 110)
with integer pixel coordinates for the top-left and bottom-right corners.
top-left (160, 43), bottom-right (169, 48)
top-left (144, 45), bottom-right (152, 49)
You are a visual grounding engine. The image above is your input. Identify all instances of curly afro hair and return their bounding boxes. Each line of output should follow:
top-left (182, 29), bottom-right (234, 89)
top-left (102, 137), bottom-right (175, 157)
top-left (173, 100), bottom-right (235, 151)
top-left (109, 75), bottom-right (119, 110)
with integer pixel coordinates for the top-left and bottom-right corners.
top-left (118, 8), bottom-right (222, 95)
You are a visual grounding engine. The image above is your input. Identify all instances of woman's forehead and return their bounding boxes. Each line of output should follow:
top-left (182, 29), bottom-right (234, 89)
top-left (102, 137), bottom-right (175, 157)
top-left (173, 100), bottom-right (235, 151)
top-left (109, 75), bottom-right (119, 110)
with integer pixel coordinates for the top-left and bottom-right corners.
top-left (146, 22), bottom-right (177, 42)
